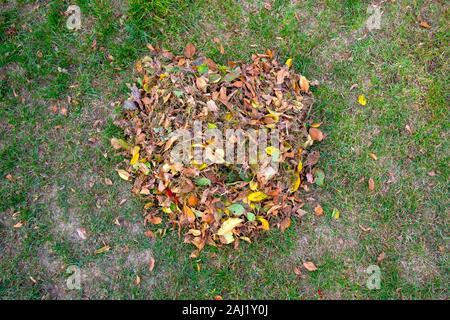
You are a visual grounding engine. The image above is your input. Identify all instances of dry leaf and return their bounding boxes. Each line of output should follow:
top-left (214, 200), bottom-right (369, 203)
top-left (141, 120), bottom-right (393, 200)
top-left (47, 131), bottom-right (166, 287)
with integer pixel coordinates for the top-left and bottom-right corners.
top-left (76, 228), bottom-right (87, 240)
top-left (377, 252), bottom-right (385, 263)
top-left (369, 153), bottom-right (378, 161)
top-left (149, 257), bottom-right (155, 272)
top-left (368, 178), bottom-right (375, 191)
top-left (117, 169), bottom-right (131, 181)
top-left (247, 191), bottom-right (268, 202)
top-left (144, 230), bottom-right (155, 238)
top-left (217, 218), bottom-right (243, 236)
top-left (309, 128), bottom-right (324, 141)
top-left (279, 216), bottom-right (291, 232)
top-left (314, 205), bottom-right (324, 216)
top-left (94, 245), bottom-right (110, 254)
top-left (184, 43), bottom-right (196, 58)
top-left (303, 261), bottom-right (317, 271)
top-left (258, 217), bottom-right (270, 230)
top-left (299, 76), bottom-right (309, 92)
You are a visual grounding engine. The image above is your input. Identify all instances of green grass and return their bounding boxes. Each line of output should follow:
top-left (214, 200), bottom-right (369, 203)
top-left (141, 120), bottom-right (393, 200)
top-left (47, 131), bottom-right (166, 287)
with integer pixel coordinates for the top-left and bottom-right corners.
top-left (0, 0), bottom-right (448, 299)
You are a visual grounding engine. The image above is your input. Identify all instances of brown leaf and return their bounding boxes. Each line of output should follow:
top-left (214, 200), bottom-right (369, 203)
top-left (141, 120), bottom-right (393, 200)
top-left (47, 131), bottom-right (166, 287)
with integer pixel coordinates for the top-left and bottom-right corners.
top-left (196, 77), bottom-right (208, 92)
top-left (148, 256), bottom-right (155, 272)
top-left (104, 178), bottom-right (113, 185)
top-left (214, 295), bottom-right (223, 300)
top-left (418, 16), bottom-right (431, 29)
top-left (303, 261), bottom-right (317, 272)
top-left (184, 43), bottom-right (196, 58)
top-left (368, 178), bottom-right (375, 191)
top-left (306, 151), bottom-right (320, 166)
top-left (377, 252), bottom-right (385, 263)
top-left (309, 128), bottom-right (324, 141)
top-left (279, 216), bottom-right (291, 232)
top-left (368, 153), bottom-right (378, 161)
top-left (359, 224), bottom-right (372, 232)
top-left (294, 266), bottom-right (302, 276)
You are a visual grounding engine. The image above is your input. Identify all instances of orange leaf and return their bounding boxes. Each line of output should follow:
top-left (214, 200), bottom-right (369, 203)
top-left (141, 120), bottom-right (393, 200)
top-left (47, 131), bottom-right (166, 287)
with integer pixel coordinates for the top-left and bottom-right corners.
top-left (299, 76), bottom-right (310, 92)
top-left (309, 128), bottom-right (324, 141)
top-left (149, 257), bottom-right (155, 272)
top-left (314, 205), bottom-right (324, 216)
top-left (368, 178), bottom-right (375, 191)
top-left (187, 194), bottom-right (198, 207)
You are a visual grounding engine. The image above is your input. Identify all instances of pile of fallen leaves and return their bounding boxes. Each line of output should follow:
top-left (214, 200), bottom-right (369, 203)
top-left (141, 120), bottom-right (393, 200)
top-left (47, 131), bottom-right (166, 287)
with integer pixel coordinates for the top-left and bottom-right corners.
top-left (112, 43), bottom-right (325, 257)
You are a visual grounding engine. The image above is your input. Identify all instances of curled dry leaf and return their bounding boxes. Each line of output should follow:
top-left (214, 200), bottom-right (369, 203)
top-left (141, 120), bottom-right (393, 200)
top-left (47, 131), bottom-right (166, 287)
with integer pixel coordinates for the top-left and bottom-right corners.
top-left (149, 257), bottom-right (155, 272)
top-left (94, 245), bottom-right (110, 254)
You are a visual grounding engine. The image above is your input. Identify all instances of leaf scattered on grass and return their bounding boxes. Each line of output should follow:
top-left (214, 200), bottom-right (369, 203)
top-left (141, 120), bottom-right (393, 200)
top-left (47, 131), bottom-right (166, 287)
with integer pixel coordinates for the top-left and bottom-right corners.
top-left (303, 261), bottom-right (317, 271)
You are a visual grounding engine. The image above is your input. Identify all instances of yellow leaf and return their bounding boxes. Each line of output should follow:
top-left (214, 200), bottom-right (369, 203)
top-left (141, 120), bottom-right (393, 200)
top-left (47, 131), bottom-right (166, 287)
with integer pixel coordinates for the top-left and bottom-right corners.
top-left (217, 218), bottom-right (243, 236)
top-left (247, 191), bottom-right (268, 202)
top-left (239, 236), bottom-right (251, 243)
top-left (285, 58), bottom-right (293, 68)
top-left (311, 122), bottom-right (321, 128)
top-left (188, 229), bottom-right (201, 237)
top-left (265, 107), bottom-right (282, 122)
top-left (297, 161), bottom-right (303, 173)
top-left (358, 94), bottom-right (367, 106)
top-left (117, 169), bottom-right (131, 181)
top-left (257, 217), bottom-right (270, 230)
top-left (130, 146), bottom-right (140, 165)
top-left (332, 208), bottom-right (340, 220)
top-left (221, 232), bottom-right (235, 244)
top-left (94, 245), bottom-right (110, 254)
top-left (249, 180), bottom-right (258, 191)
top-left (265, 146), bottom-right (280, 157)
top-left (289, 172), bottom-right (301, 193)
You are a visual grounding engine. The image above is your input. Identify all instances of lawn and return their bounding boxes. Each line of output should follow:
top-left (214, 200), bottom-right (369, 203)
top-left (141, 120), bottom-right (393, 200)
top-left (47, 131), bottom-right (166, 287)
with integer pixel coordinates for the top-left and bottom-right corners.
top-left (0, 0), bottom-right (448, 299)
